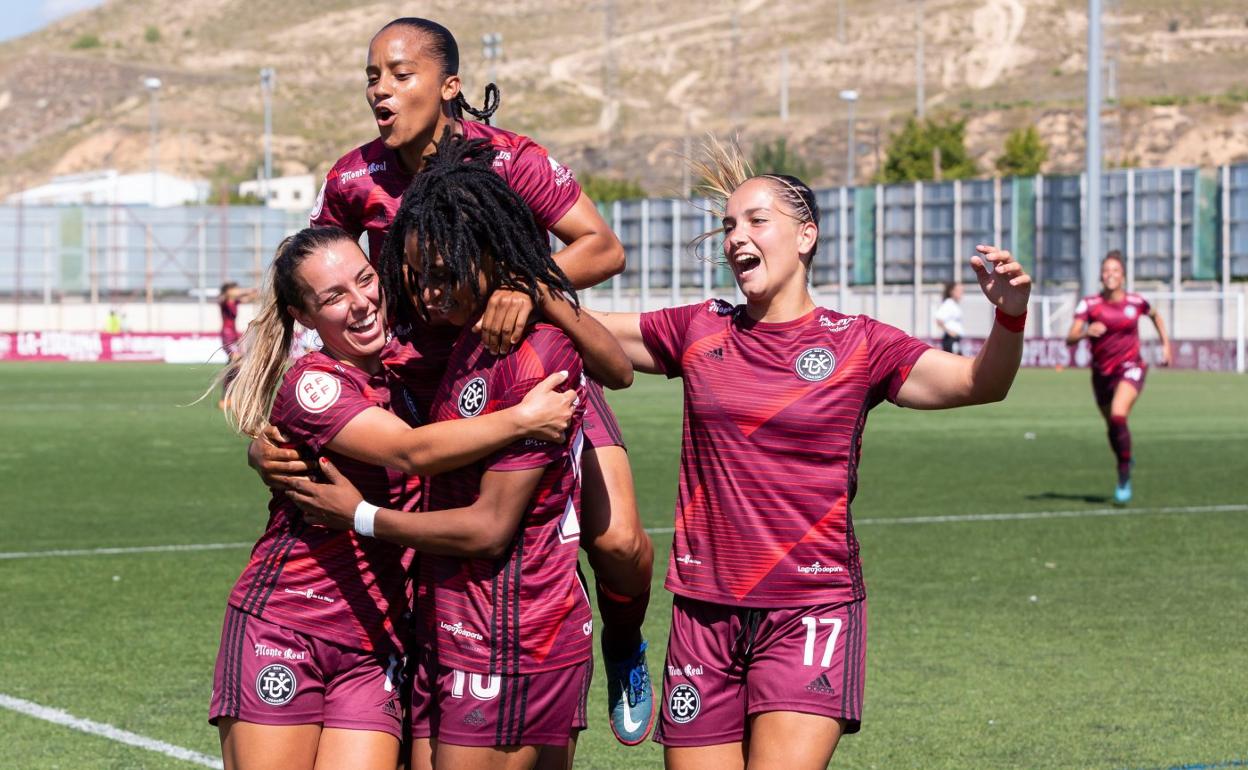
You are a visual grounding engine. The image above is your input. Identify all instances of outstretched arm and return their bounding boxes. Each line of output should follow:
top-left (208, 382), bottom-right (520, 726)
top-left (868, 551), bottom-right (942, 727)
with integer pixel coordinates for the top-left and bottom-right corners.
top-left (583, 309), bottom-right (664, 374)
top-left (247, 371), bottom-right (574, 485)
top-left (1149, 309), bottom-right (1173, 366)
top-left (287, 458), bottom-right (543, 559)
top-left (540, 290), bottom-right (634, 389)
top-left (897, 245), bottom-right (1031, 409)
top-left (476, 193), bottom-right (625, 355)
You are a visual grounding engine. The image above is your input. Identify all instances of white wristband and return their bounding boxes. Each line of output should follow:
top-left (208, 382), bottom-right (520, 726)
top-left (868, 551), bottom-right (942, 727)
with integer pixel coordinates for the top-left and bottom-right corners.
top-left (353, 501), bottom-right (380, 537)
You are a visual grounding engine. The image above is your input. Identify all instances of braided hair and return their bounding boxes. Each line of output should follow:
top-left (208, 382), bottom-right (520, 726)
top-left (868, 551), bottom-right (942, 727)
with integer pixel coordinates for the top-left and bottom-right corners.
top-left (378, 130), bottom-right (576, 323)
top-left (378, 18), bottom-right (501, 124)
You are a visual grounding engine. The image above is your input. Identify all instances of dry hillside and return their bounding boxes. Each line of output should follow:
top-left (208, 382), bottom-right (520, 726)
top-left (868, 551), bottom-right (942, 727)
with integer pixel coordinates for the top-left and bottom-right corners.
top-left (1, 0), bottom-right (1247, 198)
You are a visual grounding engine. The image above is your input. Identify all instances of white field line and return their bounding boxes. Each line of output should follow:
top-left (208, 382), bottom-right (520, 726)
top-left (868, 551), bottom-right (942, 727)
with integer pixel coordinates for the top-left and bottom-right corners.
top-left (0, 693), bottom-right (222, 769)
top-left (2, 504), bottom-right (1245, 559)
top-left (0, 542), bottom-right (253, 560)
top-left (642, 503), bottom-right (1248, 535)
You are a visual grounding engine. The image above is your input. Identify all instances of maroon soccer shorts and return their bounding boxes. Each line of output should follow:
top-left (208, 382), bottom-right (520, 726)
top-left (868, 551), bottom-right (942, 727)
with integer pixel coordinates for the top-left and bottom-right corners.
top-left (409, 650), bottom-right (592, 747)
top-left (653, 595), bottom-right (867, 747)
top-left (582, 379), bottom-right (626, 450)
top-left (209, 606), bottom-right (403, 737)
top-left (1092, 361), bottom-right (1147, 407)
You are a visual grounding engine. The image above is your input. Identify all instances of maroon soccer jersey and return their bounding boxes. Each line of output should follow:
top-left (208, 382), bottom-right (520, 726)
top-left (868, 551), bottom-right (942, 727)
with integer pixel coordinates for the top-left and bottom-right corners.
top-left (220, 298), bottom-right (240, 346)
top-left (227, 344), bottom-right (421, 653)
top-left (640, 301), bottom-right (932, 608)
top-left (311, 121), bottom-right (581, 260)
top-left (420, 323), bottom-right (593, 675)
top-left (1074, 292), bottom-right (1151, 376)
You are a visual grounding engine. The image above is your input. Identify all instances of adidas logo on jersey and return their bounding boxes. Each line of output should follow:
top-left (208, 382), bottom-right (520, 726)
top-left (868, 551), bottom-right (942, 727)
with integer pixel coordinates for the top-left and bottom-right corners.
top-left (806, 673), bottom-right (836, 695)
top-left (704, 347), bottom-right (725, 361)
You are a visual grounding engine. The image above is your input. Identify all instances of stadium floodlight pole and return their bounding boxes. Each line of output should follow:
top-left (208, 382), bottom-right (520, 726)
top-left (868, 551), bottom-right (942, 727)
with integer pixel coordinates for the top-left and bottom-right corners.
top-left (143, 76), bottom-right (161, 206)
top-left (840, 89), bottom-right (859, 186)
top-left (779, 48), bottom-right (789, 122)
top-left (260, 67), bottom-right (275, 205)
top-left (916, 0), bottom-right (925, 119)
top-left (1084, 0), bottom-right (1104, 296)
top-left (482, 33), bottom-right (502, 86)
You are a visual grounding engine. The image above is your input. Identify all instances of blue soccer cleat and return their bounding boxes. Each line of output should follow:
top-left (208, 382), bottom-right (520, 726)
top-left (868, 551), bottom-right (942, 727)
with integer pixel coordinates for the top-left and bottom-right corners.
top-left (1114, 478), bottom-right (1132, 505)
top-left (605, 640), bottom-right (655, 745)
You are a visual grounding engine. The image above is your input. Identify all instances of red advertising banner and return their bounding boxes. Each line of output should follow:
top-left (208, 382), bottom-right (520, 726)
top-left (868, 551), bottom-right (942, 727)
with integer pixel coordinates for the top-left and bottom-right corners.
top-left (0, 331), bottom-right (228, 364)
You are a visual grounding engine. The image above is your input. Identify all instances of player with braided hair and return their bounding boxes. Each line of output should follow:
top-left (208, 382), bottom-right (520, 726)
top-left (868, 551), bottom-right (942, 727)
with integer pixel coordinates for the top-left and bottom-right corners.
top-left (587, 139), bottom-right (1032, 769)
top-left (287, 133), bottom-right (632, 770)
top-left (252, 17), bottom-right (659, 745)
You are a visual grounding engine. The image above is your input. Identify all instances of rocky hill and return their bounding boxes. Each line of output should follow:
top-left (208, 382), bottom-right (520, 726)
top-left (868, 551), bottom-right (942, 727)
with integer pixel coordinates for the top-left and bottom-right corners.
top-left (1, 0), bottom-right (1246, 199)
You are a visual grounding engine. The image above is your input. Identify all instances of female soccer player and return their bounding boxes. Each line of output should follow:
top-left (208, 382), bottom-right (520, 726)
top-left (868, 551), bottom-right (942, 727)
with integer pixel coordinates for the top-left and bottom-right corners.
top-left (218, 282), bottom-right (256, 408)
top-left (583, 144), bottom-right (1032, 769)
top-left (934, 281), bottom-right (964, 354)
top-left (1065, 250), bottom-right (1171, 503)
top-left (285, 134), bottom-right (631, 770)
top-left (256, 16), bottom-right (657, 742)
top-left (211, 227), bottom-right (578, 770)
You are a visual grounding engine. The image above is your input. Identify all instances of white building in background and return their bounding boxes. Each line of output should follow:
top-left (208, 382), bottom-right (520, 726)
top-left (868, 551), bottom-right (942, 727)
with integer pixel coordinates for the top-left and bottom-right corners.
top-left (6, 170), bottom-right (210, 207)
top-left (239, 174), bottom-right (316, 213)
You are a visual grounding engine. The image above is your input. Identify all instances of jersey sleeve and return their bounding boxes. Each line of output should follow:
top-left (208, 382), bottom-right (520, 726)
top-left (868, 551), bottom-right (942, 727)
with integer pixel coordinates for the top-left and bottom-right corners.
top-left (507, 142), bottom-right (582, 231)
top-left (486, 330), bottom-right (583, 472)
top-left (1138, 295), bottom-right (1152, 315)
top-left (639, 302), bottom-right (710, 378)
top-left (309, 169), bottom-right (362, 237)
top-left (864, 318), bottom-right (932, 406)
top-left (270, 367), bottom-right (377, 454)
top-left (1073, 297), bottom-right (1091, 323)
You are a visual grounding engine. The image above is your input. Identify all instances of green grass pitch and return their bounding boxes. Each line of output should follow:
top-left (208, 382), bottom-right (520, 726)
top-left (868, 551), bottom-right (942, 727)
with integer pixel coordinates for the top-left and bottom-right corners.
top-left (1, 363), bottom-right (1245, 769)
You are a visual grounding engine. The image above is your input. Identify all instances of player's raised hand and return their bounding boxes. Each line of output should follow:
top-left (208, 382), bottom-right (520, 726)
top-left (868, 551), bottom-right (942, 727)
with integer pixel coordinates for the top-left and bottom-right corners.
top-left (285, 458), bottom-right (361, 531)
top-left (475, 288), bottom-right (533, 356)
top-left (971, 244), bottom-right (1031, 317)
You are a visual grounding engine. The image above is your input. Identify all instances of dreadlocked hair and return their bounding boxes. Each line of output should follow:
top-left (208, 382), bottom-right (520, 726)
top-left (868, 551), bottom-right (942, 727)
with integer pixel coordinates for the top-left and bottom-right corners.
top-left (206, 227), bottom-right (359, 438)
top-left (378, 129), bottom-right (577, 323)
top-left (687, 134), bottom-right (821, 263)
top-left (379, 18), bottom-right (501, 125)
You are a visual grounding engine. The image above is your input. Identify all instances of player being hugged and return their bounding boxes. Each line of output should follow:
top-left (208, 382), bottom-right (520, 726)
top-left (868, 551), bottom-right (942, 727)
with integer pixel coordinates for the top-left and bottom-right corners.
top-left (286, 133), bottom-right (634, 770)
top-left (252, 18), bottom-right (658, 740)
top-left (586, 140), bottom-right (1032, 769)
top-left (1065, 250), bottom-right (1171, 504)
top-left (209, 227), bottom-right (577, 770)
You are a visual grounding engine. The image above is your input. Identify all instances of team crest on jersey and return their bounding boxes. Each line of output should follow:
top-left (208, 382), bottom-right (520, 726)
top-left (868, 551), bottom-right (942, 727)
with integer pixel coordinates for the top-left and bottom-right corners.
top-left (1124, 305), bottom-right (1138, 319)
top-left (668, 683), bottom-right (701, 724)
top-left (795, 347), bottom-right (836, 382)
top-left (458, 377), bottom-right (488, 417)
top-left (296, 370), bottom-right (341, 413)
top-left (256, 663), bottom-right (297, 706)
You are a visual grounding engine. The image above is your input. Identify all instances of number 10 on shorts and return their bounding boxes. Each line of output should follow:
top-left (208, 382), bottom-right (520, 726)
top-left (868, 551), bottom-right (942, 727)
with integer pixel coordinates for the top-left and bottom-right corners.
top-left (801, 617), bottom-right (843, 667)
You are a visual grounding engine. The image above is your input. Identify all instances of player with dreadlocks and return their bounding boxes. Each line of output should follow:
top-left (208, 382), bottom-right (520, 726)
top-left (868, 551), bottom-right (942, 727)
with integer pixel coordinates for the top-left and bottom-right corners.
top-left (584, 139), bottom-right (1032, 769)
top-left (287, 133), bottom-right (631, 770)
top-left (251, 18), bottom-right (659, 743)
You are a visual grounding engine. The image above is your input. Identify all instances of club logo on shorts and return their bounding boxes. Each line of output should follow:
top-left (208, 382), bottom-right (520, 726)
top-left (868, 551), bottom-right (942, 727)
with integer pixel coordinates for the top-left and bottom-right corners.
top-left (256, 663), bottom-right (297, 706)
top-left (458, 377), bottom-right (488, 417)
top-left (668, 683), bottom-right (701, 724)
top-left (296, 370), bottom-right (340, 414)
top-left (795, 347), bottom-right (836, 382)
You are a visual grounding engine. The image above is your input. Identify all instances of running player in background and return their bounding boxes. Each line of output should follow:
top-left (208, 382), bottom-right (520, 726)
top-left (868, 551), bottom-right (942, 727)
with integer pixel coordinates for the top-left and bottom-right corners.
top-left (586, 142), bottom-right (1032, 769)
top-left (285, 135), bottom-right (633, 770)
top-left (934, 281), bottom-right (964, 354)
top-left (253, 16), bottom-right (657, 743)
top-left (1065, 250), bottom-right (1172, 504)
top-left (218, 282), bottom-right (257, 409)
top-left (211, 227), bottom-right (576, 770)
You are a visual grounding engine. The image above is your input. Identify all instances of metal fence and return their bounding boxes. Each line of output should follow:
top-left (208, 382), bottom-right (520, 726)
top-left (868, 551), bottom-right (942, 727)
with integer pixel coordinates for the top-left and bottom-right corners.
top-left (1, 162), bottom-right (1246, 314)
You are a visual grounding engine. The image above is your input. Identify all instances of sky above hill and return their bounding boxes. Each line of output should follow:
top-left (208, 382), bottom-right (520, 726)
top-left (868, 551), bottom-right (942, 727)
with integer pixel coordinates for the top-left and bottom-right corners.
top-left (0, 0), bottom-right (104, 43)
